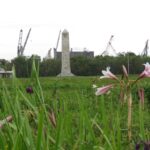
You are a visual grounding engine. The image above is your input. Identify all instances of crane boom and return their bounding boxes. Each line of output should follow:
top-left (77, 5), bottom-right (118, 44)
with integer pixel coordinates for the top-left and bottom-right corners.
top-left (22, 28), bottom-right (31, 55)
top-left (101, 35), bottom-right (117, 56)
top-left (17, 28), bottom-right (31, 57)
top-left (55, 30), bottom-right (61, 51)
top-left (141, 40), bottom-right (149, 56)
top-left (54, 30), bottom-right (61, 59)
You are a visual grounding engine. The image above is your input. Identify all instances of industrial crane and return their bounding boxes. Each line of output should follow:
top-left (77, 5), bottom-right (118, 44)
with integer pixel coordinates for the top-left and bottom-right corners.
top-left (44, 48), bottom-right (52, 60)
top-left (101, 35), bottom-right (117, 56)
top-left (54, 30), bottom-right (61, 59)
top-left (141, 40), bottom-right (149, 56)
top-left (17, 28), bottom-right (31, 57)
top-left (44, 30), bottom-right (61, 60)
top-left (47, 48), bottom-right (52, 58)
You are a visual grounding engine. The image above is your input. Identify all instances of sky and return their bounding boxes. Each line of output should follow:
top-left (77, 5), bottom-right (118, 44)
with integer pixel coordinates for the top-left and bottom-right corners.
top-left (0, 0), bottom-right (150, 60)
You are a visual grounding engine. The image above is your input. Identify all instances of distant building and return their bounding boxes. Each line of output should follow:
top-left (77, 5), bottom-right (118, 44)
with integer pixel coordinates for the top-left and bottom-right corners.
top-left (54, 48), bottom-right (94, 59)
top-left (0, 67), bottom-right (13, 78)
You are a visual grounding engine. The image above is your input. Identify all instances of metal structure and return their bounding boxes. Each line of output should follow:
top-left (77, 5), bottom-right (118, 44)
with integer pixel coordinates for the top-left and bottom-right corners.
top-left (47, 48), bottom-right (52, 58)
top-left (44, 48), bottom-right (52, 60)
top-left (101, 35), bottom-right (117, 56)
top-left (54, 30), bottom-right (61, 58)
top-left (141, 40), bottom-right (149, 56)
top-left (17, 28), bottom-right (31, 57)
top-left (44, 30), bottom-right (61, 60)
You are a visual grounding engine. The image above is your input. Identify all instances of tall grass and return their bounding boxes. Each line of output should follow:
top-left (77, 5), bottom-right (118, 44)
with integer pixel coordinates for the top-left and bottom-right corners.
top-left (0, 62), bottom-right (149, 149)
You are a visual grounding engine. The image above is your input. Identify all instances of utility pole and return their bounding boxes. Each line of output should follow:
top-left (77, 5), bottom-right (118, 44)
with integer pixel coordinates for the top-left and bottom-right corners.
top-left (127, 52), bottom-right (130, 74)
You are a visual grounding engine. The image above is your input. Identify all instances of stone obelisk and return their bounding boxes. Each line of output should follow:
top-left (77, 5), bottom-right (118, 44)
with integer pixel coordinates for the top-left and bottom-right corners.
top-left (59, 29), bottom-right (74, 76)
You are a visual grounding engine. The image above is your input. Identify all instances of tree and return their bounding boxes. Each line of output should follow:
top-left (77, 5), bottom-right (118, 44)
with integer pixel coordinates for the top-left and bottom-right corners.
top-left (40, 59), bottom-right (61, 76)
top-left (11, 56), bottom-right (28, 77)
top-left (0, 59), bottom-right (12, 70)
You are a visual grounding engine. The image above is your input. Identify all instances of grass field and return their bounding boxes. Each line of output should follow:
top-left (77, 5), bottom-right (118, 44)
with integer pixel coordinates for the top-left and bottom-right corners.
top-left (0, 70), bottom-right (150, 149)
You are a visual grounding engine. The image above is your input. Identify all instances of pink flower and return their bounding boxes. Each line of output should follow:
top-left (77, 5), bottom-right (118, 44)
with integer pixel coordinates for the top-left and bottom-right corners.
top-left (0, 115), bottom-right (13, 129)
top-left (95, 84), bottom-right (113, 96)
top-left (122, 65), bottom-right (128, 78)
top-left (139, 62), bottom-right (150, 78)
top-left (100, 67), bottom-right (119, 81)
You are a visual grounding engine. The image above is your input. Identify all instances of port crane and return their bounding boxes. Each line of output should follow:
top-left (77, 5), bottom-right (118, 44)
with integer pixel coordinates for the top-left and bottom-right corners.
top-left (17, 28), bottom-right (31, 57)
top-left (141, 40), bottom-right (149, 56)
top-left (44, 48), bottom-right (52, 60)
top-left (44, 30), bottom-right (61, 60)
top-left (101, 35), bottom-right (117, 56)
top-left (54, 30), bottom-right (61, 59)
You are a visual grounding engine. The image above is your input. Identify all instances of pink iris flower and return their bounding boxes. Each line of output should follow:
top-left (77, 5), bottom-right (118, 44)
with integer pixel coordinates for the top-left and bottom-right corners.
top-left (139, 62), bottom-right (150, 78)
top-left (100, 67), bottom-right (119, 81)
top-left (122, 65), bottom-right (128, 78)
top-left (95, 84), bottom-right (113, 96)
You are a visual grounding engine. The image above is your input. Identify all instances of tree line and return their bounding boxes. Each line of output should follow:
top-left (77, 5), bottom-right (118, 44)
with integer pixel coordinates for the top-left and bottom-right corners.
top-left (0, 53), bottom-right (150, 77)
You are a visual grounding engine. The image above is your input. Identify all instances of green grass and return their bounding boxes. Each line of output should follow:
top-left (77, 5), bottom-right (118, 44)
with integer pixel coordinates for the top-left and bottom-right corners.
top-left (0, 72), bottom-right (150, 149)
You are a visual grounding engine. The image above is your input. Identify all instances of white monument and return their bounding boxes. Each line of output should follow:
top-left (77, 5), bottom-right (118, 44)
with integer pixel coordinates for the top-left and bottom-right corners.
top-left (58, 29), bottom-right (74, 76)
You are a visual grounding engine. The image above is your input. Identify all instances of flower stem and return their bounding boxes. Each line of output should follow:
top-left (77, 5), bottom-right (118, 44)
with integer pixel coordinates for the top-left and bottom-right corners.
top-left (127, 92), bottom-right (132, 146)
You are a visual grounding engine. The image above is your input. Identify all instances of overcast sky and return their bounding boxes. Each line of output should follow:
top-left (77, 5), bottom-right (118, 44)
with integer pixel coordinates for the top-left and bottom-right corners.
top-left (0, 0), bottom-right (150, 60)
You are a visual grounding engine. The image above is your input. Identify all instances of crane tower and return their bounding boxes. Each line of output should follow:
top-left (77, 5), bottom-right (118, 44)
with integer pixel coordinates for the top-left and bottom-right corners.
top-left (141, 40), bottom-right (149, 56)
top-left (17, 28), bottom-right (31, 57)
top-left (101, 35), bottom-right (117, 56)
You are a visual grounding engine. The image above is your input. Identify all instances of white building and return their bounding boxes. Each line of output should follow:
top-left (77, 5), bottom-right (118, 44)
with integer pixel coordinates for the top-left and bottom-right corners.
top-left (0, 67), bottom-right (13, 78)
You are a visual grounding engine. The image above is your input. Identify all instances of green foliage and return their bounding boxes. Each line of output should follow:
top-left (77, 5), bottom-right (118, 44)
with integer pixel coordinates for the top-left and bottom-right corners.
top-left (11, 56), bottom-right (29, 77)
top-left (11, 55), bottom-right (41, 77)
top-left (5, 54), bottom-right (150, 77)
top-left (143, 83), bottom-right (150, 104)
top-left (0, 59), bottom-right (12, 70)
top-left (0, 73), bottom-right (150, 149)
top-left (40, 59), bottom-right (61, 76)
top-left (0, 57), bottom-right (150, 149)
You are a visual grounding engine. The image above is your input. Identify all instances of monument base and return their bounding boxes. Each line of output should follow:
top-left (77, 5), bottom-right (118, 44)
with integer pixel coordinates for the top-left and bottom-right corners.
top-left (57, 72), bottom-right (74, 77)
